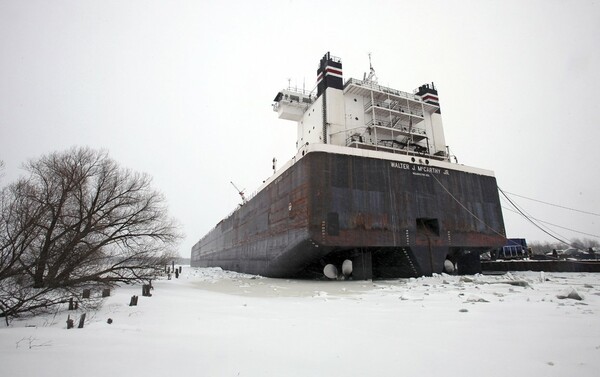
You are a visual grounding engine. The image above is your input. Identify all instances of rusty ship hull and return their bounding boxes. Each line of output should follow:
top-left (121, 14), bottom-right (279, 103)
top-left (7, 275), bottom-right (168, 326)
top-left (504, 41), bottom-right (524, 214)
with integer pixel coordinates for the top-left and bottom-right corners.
top-left (191, 147), bottom-right (505, 279)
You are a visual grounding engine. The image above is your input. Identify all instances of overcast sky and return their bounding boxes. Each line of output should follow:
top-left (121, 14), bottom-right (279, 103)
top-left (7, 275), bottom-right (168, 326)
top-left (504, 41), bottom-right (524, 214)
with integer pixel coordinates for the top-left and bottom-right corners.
top-left (1, 0), bottom-right (599, 256)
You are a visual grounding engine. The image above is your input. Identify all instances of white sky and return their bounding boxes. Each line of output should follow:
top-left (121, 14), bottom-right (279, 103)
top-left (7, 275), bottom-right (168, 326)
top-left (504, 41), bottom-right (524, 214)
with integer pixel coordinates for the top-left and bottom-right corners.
top-left (1, 0), bottom-right (599, 257)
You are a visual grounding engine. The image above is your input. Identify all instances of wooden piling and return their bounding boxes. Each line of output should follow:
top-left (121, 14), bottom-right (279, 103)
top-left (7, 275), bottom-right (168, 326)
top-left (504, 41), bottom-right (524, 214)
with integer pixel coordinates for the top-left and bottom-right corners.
top-left (142, 285), bottom-right (152, 297)
top-left (78, 313), bottom-right (86, 329)
top-left (66, 315), bottom-right (74, 329)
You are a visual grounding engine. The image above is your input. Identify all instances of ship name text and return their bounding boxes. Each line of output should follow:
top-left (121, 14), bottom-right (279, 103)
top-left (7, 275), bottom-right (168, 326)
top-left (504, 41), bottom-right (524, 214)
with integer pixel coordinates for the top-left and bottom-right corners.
top-left (390, 161), bottom-right (450, 176)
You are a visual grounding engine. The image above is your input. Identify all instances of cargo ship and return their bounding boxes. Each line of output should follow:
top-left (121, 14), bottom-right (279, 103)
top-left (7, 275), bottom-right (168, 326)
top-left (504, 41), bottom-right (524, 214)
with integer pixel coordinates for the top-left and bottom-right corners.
top-left (191, 52), bottom-right (506, 279)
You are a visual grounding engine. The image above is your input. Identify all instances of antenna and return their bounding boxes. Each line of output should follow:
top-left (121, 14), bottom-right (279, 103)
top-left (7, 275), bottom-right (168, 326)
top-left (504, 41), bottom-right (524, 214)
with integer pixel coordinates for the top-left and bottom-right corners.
top-left (272, 157), bottom-right (277, 173)
top-left (365, 52), bottom-right (378, 84)
top-left (230, 181), bottom-right (247, 205)
top-left (287, 78), bottom-right (291, 90)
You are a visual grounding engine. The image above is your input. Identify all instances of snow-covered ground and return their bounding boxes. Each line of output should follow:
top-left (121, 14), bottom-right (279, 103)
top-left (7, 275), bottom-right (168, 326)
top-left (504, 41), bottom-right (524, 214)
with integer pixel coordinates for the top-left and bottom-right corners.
top-left (2, 267), bottom-right (599, 376)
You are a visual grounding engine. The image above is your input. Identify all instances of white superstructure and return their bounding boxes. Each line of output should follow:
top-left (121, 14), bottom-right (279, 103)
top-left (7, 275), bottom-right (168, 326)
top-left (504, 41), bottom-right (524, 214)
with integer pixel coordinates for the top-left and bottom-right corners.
top-left (273, 52), bottom-right (449, 162)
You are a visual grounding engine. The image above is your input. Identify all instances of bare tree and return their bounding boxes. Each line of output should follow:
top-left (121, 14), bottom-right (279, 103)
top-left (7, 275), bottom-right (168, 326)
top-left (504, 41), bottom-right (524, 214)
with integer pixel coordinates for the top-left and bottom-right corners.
top-left (0, 147), bottom-right (181, 321)
top-left (0, 180), bottom-right (46, 321)
top-left (528, 238), bottom-right (599, 256)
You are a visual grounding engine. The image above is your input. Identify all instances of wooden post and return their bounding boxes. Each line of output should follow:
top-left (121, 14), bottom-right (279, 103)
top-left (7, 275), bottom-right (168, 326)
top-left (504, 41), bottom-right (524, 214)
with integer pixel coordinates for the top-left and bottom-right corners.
top-left (68, 297), bottom-right (75, 310)
top-left (78, 313), bottom-right (86, 328)
top-left (82, 289), bottom-right (91, 299)
top-left (179, 266), bottom-right (182, 274)
top-left (142, 285), bottom-right (152, 297)
top-left (66, 315), bottom-right (74, 329)
top-left (129, 295), bottom-right (138, 306)
top-left (175, 269), bottom-right (179, 279)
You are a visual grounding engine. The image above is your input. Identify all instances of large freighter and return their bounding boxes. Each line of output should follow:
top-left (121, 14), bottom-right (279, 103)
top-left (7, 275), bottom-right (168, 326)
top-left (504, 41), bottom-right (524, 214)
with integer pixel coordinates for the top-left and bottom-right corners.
top-left (192, 52), bottom-right (506, 279)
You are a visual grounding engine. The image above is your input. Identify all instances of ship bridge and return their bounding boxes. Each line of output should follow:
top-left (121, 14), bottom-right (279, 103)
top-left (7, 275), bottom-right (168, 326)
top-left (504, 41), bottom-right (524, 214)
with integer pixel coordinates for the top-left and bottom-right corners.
top-left (273, 89), bottom-right (315, 121)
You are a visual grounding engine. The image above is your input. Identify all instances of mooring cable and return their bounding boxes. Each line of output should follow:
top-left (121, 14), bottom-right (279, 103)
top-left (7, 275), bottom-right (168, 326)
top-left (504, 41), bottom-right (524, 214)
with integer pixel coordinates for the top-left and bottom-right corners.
top-left (501, 190), bottom-right (600, 217)
top-left (500, 205), bottom-right (600, 239)
top-left (498, 186), bottom-right (577, 247)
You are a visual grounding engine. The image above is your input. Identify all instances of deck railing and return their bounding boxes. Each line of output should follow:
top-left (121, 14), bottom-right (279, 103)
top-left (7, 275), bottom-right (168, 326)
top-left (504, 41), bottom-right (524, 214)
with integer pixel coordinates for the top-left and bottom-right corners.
top-left (344, 78), bottom-right (420, 101)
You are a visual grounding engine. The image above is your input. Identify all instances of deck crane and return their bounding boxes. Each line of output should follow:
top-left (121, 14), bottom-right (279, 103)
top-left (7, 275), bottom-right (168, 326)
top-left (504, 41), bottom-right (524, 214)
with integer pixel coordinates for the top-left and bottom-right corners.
top-left (230, 181), bottom-right (247, 205)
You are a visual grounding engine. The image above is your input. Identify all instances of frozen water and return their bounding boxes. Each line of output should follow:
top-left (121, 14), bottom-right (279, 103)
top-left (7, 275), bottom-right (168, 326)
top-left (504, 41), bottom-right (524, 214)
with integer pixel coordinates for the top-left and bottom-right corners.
top-left (1, 267), bottom-right (600, 376)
